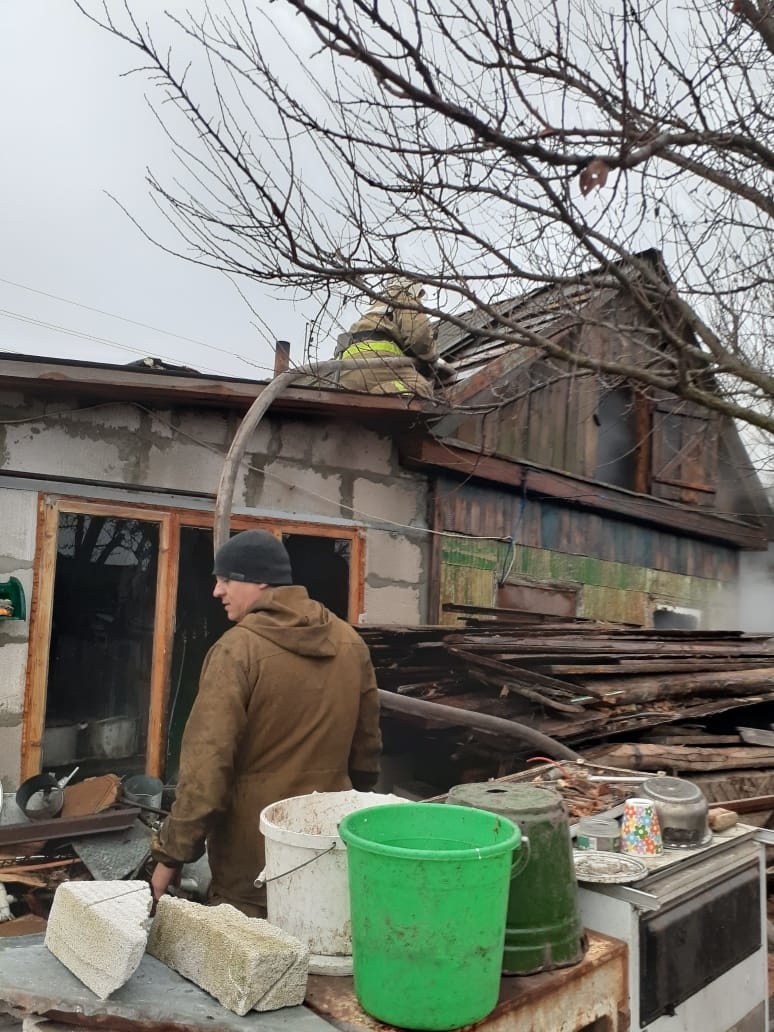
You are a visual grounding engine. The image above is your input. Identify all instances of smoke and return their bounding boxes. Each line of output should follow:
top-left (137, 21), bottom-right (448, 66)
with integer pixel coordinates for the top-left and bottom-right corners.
top-left (735, 545), bottom-right (774, 634)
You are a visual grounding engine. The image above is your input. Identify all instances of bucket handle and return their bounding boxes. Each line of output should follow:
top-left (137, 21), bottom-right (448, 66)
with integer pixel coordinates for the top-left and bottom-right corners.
top-left (254, 841), bottom-right (336, 888)
top-left (511, 835), bottom-right (530, 880)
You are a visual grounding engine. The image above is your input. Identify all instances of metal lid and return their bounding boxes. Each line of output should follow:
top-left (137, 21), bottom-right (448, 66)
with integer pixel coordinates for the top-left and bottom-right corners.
top-left (641, 776), bottom-right (704, 804)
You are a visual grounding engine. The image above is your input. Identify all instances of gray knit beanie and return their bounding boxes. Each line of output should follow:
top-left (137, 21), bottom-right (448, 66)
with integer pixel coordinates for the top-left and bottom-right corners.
top-left (213, 530), bottom-right (293, 585)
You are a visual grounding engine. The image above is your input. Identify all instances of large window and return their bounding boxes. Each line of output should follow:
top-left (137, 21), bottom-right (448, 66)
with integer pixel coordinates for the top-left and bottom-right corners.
top-left (43, 514), bottom-right (160, 777)
top-left (25, 497), bottom-right (364, 781)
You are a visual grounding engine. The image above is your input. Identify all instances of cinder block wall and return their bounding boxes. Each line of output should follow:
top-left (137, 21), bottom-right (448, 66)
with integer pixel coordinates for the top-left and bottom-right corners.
top-left (0, 392), bottom-right (432, 789)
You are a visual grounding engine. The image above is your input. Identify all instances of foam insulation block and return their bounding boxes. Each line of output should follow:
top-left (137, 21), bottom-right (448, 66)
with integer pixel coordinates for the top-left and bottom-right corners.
top-left (148, 898), bottom-right (308, 1015)
top-left (708, 807), bottom-right (739, 831)
top-left (44, 880), bottom-right (152, 999)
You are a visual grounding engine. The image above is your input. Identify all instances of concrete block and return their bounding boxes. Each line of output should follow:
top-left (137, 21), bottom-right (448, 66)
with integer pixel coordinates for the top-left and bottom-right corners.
top-left (0, 644), bottom-right (27, 709)
top-left (366, 531), bottom-right (424, 585)
top-left (44, 881), bottom-right (152, 999)
top-left (256, 463), bottom-right (343, 519)
top-left (0, 488), bottom-right (38, 561)
top-left (364, 582), bottom-right (422, 624)
top-left (0, 725), bottom-right (23, 790)
top-left (148, 898), bottom-right (308, 1015)
top-left (352, 477), bottom-right (422, 526)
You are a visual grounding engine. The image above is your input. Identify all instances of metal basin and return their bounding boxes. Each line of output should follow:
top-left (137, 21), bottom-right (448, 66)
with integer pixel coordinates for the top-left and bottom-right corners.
top-left (640, 776), bottom-right (711, 849)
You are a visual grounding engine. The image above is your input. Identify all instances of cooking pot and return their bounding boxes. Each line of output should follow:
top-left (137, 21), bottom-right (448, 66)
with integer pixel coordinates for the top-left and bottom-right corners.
top-left (16, 767), bottom-right (80, 821)
top-left (640, 776), bottom-right (711, 849)
top-left (86, 716), bottom-right (139, 759)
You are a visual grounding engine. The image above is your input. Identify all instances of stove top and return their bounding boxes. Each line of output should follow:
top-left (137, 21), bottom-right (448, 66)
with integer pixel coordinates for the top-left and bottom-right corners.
top-left (574, 817), bottom-right (760, 908)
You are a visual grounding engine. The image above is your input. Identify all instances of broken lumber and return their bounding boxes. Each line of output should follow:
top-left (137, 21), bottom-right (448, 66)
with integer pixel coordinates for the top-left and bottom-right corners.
top-left (586, 743), bottom-right (774, 772)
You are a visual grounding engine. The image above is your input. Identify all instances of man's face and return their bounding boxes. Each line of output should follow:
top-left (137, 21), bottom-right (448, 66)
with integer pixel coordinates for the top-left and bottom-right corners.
top-left (213, 576), bottom-right (268, 622)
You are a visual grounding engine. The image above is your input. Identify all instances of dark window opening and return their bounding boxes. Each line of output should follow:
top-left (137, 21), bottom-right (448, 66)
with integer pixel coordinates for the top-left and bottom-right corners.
top-left (283, 534), bottom-right (351, 619)
top-left (166, 527), bottom-right (231, 782)
top-left (43, 515), bottom-right (159, 777)
top-left (594, 387), bottom-right (637, 490)
top-left (653, 608), bottom-right (699, 630)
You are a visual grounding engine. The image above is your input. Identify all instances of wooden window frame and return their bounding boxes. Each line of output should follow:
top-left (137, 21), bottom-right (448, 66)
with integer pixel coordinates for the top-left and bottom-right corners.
top-left (23, 494), bottom-right (365, 780)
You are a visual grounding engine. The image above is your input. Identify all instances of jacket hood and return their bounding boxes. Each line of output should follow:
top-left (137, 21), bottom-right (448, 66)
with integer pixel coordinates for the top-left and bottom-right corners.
top-left (238, 585), bottom-right (341, 657)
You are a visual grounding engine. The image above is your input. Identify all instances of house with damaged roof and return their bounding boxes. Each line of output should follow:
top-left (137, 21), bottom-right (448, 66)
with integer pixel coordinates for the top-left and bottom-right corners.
top-left (0, 251), bottom-right (771, 792)
top-left (413, 249), bottom-right (774, 629)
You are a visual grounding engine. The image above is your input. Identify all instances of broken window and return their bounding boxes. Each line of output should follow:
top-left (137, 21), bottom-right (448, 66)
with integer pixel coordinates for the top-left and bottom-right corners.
top-left (653, 606), bottom-right (701, 630)
top-left (43, 514), bottom-right (159, 776)
top-left (27, 498), bottom-right (363, 782)
top-left (594, 387), bottom-right (638, 490)
top-left (283, 533), bottom-right (351, 619)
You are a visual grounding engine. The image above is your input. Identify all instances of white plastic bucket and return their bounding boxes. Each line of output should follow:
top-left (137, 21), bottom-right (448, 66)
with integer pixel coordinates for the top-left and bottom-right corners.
top-left (258, 790), bottom-right (407, 975)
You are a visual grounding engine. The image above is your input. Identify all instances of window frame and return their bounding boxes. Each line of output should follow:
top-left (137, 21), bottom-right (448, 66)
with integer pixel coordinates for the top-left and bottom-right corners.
top-left (23, 494), bottom-right (365, 780)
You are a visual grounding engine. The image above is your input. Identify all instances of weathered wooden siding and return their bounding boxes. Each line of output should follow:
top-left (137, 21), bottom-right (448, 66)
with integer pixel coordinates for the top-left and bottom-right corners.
top-left (440, 535), bottom-right (728, 627)
top-left (436, 477), bottom-right (736, 627)
top-left (436, 479), bottom-right (737, 580)
top-left (445, 291), bottom-right (737, 512)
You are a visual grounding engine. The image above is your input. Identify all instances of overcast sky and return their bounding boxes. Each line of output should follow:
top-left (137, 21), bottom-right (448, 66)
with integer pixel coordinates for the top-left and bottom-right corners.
top-left (0, 1), bottom-right (326, 381)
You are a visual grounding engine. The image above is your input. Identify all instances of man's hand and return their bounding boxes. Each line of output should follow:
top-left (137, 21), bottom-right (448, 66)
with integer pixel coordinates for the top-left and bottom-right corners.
top-left (150, 861), bottom-right (181, 904)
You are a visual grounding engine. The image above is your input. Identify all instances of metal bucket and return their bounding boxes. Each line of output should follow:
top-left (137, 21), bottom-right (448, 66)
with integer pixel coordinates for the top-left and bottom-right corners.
top-left (123, 775), bottom-right (163, 810)
top-left (447, 782), bottom-right (586, 975)
top-left (86, 716), bottom-right (138, 759)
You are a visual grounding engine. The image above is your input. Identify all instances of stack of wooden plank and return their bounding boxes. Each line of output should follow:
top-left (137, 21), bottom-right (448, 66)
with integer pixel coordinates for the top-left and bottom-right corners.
top-left (358, 615), bottom-right (774, 779)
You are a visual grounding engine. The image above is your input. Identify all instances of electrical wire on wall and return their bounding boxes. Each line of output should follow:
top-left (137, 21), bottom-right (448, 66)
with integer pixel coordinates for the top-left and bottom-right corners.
top-left (498, 474), bottom-right (528, 586)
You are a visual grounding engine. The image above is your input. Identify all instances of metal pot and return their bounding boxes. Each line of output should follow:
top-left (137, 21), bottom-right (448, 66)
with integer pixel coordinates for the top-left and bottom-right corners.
top-left (86, 716), bottom-right (139, 759)
top-left (640, 776), bottom-right (711, 849)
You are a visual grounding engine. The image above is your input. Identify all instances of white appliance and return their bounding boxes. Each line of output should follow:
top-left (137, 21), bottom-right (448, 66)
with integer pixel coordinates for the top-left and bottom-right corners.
top-left (575, 823), bottom-right (769, 1031)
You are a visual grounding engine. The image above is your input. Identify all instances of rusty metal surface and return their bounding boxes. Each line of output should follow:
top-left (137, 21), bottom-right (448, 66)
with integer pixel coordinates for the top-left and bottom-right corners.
top-left (0, 937), bottom-right (332, 1032)
top-left (305, 931), bottom-right (629, 1031)
top-left (0, 809), bottom-right (141, 849)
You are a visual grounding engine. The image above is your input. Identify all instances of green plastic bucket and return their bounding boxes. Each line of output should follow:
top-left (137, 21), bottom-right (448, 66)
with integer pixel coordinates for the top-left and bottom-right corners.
top-left (338, 802), bottom-right (523, 1030)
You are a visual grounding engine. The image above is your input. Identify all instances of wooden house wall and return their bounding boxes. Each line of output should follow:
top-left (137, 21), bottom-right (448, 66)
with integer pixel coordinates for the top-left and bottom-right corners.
top-left (435, 477), bottom-right (737, 627)
top-left (449, 292), bottom-right (727, 511)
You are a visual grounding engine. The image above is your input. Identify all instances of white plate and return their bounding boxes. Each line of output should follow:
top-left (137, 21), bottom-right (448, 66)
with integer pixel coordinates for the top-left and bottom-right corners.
top-left (573, 849), bottom-right (649, 884)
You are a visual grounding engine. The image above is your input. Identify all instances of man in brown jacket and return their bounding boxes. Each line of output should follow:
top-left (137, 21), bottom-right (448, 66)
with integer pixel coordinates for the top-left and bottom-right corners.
top-left (150, 530), bottom-right (381, 917)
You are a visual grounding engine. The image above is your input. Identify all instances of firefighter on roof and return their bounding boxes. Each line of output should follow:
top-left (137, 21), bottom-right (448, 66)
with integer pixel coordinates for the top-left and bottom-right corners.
top-left (338, 279), bottom-right (451, 398)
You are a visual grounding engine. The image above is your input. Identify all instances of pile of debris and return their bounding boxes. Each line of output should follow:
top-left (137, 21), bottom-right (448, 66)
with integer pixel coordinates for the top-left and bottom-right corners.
top-left (0, 775), bottom-right (176, 940)
top-left (359, 611), bottom-right (774, 799)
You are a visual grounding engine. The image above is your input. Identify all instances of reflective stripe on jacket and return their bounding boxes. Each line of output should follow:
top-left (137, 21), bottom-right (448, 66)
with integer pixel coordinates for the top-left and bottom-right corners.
top-left (341, 339), bottom-right (404, 360)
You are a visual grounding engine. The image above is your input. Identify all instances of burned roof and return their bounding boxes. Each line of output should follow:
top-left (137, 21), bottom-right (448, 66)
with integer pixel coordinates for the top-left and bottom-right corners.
top-left (437, 248), bottom-right (669, 378)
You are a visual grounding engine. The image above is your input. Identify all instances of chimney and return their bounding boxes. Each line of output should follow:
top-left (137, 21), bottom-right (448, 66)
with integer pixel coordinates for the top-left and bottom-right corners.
top-left (274, 340), bottom-right (291, 376)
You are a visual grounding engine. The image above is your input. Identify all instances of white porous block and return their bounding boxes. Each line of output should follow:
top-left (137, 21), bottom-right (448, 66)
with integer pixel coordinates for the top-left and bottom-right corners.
top-left (44, 880), bottom-right (152, 999)
top-left (148, 898), bottom-right (308, 1015)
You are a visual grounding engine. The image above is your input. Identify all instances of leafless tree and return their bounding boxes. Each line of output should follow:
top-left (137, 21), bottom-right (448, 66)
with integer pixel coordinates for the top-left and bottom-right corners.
top-left (75, 0), bottom-right (774, 443)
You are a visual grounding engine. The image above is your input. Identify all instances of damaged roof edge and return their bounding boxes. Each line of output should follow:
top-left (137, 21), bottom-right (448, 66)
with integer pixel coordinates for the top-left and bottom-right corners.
top-left (398, 433), bottom-right (769, 550)
top-left (0, 352), bottom-right (448, 423)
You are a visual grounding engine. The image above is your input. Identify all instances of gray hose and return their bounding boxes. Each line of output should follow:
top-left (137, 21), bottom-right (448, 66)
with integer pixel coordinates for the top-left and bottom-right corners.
top-left (377, 689), bottom-right (581, 761)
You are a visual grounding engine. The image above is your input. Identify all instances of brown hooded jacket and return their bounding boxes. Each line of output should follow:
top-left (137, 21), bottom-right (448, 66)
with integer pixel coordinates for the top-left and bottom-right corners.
top-left (151, 585), bottom-right (381, 912)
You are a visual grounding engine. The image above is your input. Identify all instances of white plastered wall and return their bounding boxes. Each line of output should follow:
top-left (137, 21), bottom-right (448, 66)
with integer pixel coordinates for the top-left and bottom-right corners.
top-left (0, 488), bottom-right (37, 793)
